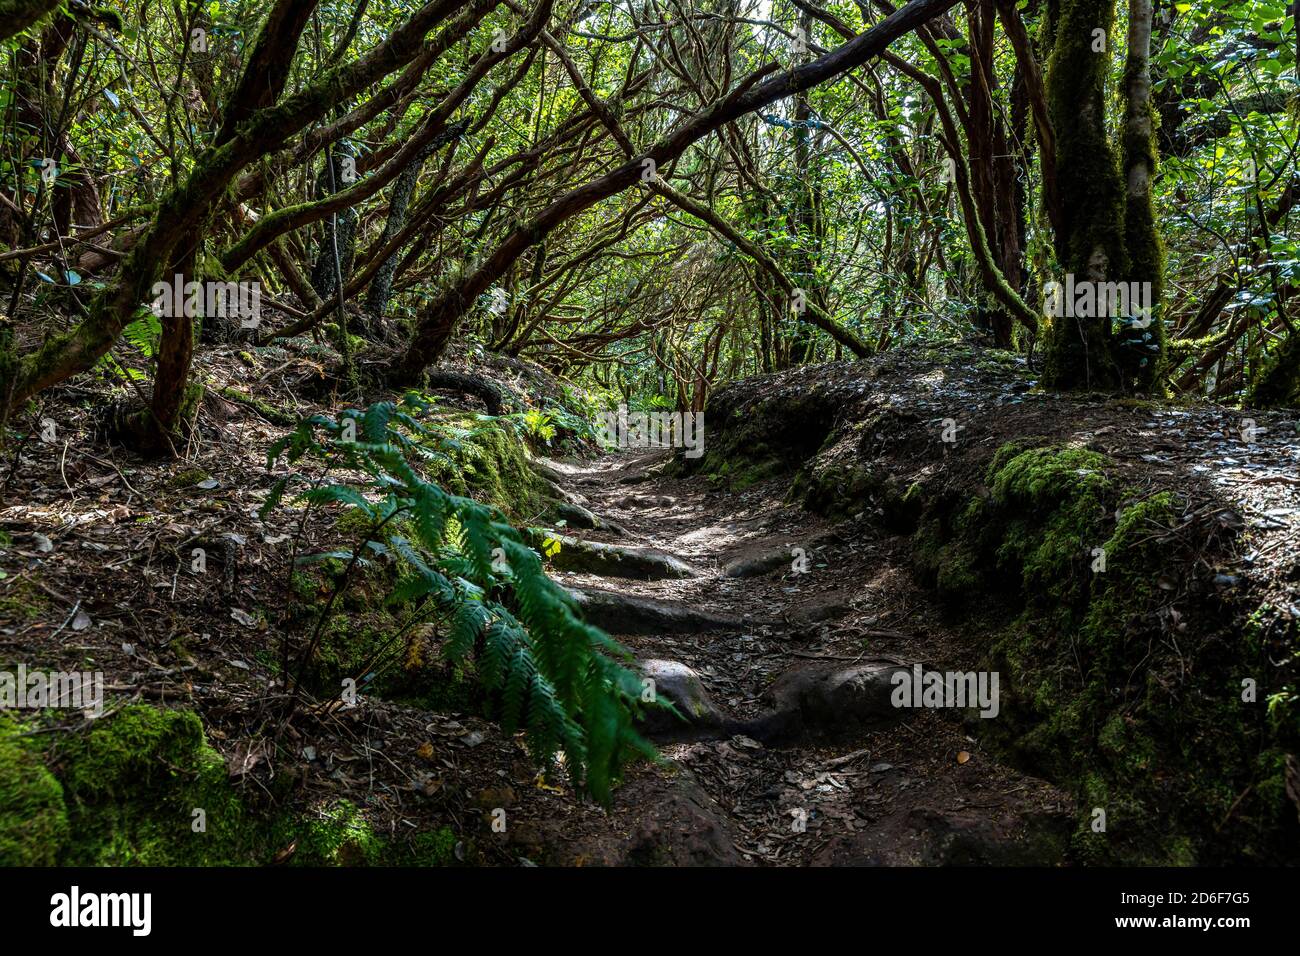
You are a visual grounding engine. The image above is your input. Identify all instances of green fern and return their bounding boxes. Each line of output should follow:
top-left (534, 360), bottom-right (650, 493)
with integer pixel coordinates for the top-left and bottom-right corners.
top-left (265, 392), bottom-right (657, 802)
top-left (122, 308), bottom-right (162, 358)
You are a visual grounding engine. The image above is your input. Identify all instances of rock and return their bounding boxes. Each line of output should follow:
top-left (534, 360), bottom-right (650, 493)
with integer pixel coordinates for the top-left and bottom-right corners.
top-left (636, 659), bottom-right (725, 738)
top-left (745, 659), bottom-right (913, 743)
top-left (567, 587), bottom-right (749, 634)
top-left (620, 774), bottom-right (743, 866)
top-left (614, 494), bottom-right (676, 509)
top-left (550, 768), bottom-right (744, 866)
top-left (722, 549), bottom-right (791, 578)
top-left (542, 533), bottom-right (696, 580)
top-left (786, 597), bottom-right (854, 626)
top-left (537, 475), bottom-right (590, 508)
top-left (530, 459), bottom-right (572, 485)
top-left (548, 500), bottom-right (627, 536)
top-left (722, 532), bottom-right (839, 579)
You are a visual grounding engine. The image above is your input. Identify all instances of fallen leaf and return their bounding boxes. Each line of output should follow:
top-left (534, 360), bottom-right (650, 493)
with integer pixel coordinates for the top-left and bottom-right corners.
top-left (272, 840), bottom-right (298, 865)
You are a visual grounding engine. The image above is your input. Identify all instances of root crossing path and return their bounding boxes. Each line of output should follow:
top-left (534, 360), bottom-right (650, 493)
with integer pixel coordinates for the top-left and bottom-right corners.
top-left (530, 449), bottom-right (1074, 866)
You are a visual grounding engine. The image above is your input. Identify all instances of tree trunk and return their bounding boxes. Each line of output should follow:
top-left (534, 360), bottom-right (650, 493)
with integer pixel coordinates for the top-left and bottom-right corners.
top-left (1117, 0), bottom-right (1166, 391)
top-left (1040, 0), bottom-right (1127, 390)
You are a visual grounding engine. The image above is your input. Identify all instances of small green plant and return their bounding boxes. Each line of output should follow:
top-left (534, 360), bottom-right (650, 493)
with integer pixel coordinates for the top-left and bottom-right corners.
top-left (519, 408), bottom-right (556, 443)
top-left (262, 394), bottom-right (655, 801)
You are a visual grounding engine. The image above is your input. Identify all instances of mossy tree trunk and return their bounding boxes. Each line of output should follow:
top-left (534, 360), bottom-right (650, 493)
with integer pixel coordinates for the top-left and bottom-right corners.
top-left (0, 0), bottom-right (61, 41)
top-left (1247, 328), bottom-right (1300, 408)
top-left (1041, 0), bottom-right (1127, 390)
top-left (1118, 0), bottom-right (1166, 390)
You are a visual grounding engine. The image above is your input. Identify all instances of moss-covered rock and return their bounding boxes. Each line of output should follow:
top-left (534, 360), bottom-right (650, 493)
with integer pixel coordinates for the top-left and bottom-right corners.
top-left (424, 415), bottom-right (542, 518)
top-left (55, 704), bottom-right (264, 865)
top-left (1, 704), bottom-right (467, 866)
top-left (0, 714), bottom-right (69, 865)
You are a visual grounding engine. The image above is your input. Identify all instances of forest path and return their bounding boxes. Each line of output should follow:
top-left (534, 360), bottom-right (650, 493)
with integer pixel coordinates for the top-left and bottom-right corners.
top-left (536, 447), bottom-right (1075, 866)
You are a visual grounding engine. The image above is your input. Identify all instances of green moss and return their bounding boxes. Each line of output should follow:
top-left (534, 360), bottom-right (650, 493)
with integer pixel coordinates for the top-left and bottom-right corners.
top-left (3, 704), bottom-right (455, 866)
top-left (424, 416), bottom-right (542, 518)
top-left (54, 705), bottom-right (262, 865)
top-left (385, 825), bottom-right (458, 866)
top-left (334, 506), bottom-right (381, 542)
top-left (217, 386), bottom-right (298, 426)
top-left (291, 570), bottom-right (322, 602)
top-left (0, 714), bottom-right (69, 865)
top-left (167, 467), bottom-right (210, 489)
top-left (287, 800), bottom-right (383, 866)
top-left (792, 461), bottom-right (881, 515)
top-left (987, 445), bottom-right (1110, 597)
top-left (0, 580), bottom-right (49, 621)
top-left (906, 442), bottom-right (1292, 863)
top-left (934, 543), bottom-right (982, 601)
top-left (1079, 492), bottom-right (1177, 654)
top-left (179, 379), bottom-right (205, 424)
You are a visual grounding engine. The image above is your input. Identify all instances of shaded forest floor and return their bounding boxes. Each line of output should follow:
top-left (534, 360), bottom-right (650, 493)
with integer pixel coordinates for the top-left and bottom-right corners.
top-left (2, 341), bottom-right (1298, 865)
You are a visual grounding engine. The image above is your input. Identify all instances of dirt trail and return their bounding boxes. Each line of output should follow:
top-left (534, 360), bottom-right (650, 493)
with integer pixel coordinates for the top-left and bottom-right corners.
top-left (536, 447), bottom-right (1074, 866)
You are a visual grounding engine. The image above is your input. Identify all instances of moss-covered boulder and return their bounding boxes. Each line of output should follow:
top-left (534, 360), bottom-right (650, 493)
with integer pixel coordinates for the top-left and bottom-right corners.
top-left (55, 704), bottom-right (266, 865)
top-left (424, 415), bottom-right (542, 518)
top-left (0, 714), bottom-right (70, 865)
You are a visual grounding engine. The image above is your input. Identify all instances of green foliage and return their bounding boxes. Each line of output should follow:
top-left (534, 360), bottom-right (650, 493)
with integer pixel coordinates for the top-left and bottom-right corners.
top-left (266, 393), bottom-right (656, 801)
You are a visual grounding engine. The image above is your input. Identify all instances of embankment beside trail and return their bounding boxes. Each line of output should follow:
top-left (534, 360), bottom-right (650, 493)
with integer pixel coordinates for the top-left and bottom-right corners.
top-left (685, 345), bottom-right (1300, 864)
